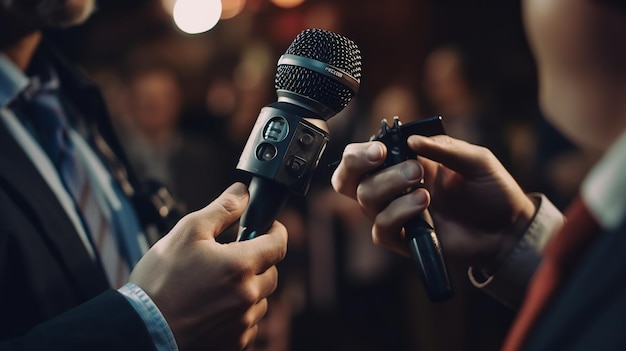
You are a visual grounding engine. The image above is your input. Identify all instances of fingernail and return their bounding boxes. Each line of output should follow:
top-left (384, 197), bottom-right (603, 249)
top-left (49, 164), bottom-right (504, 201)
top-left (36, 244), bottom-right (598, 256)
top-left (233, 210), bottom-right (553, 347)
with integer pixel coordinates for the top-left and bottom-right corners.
top-left (366, 143), bottom-right (383, 161)
top-left (229, 182), bottom-right (249, 196)
top-left (412, 189), bottom-right (428, 207)
top-left (402, 162), bottom-right (420, 181)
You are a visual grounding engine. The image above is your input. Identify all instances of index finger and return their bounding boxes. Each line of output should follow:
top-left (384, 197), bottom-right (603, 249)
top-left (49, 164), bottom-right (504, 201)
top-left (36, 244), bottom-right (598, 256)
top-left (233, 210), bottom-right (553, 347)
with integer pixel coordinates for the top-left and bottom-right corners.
top-left (407, 134), bottom-right (501, 178)
top-left (331, 141), bottom-right (387, 199)
top-left (237, 220), bottom-right (288, 275)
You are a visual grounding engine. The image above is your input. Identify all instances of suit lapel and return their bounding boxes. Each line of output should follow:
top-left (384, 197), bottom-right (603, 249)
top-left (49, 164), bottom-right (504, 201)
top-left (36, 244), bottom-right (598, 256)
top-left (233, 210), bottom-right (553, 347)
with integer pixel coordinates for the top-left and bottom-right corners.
top-left (0, 119), bottom-right (109, 298)
top-left (524, 218), bottom-right (626, 350)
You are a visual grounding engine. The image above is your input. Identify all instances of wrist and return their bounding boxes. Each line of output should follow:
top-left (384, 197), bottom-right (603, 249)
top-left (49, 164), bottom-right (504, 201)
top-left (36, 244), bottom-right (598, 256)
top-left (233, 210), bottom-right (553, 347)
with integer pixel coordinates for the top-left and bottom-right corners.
top-left (467, 194), bottom-right (564, 309)
top-left (482, 195), bottom-right (538, 275)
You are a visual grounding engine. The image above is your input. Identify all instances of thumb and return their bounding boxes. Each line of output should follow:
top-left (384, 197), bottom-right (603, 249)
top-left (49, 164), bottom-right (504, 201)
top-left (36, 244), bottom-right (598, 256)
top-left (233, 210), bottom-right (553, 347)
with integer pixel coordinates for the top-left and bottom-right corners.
top-left (188, 182), bottom-right (250, 240)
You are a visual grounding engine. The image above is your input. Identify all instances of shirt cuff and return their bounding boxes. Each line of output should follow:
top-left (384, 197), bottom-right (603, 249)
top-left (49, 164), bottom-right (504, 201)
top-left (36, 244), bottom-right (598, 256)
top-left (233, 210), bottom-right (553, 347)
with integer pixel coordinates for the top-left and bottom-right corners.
top-left (119, 283), bottom-right (179, 351)
top-left (468, 193), bottom-right (565, 309)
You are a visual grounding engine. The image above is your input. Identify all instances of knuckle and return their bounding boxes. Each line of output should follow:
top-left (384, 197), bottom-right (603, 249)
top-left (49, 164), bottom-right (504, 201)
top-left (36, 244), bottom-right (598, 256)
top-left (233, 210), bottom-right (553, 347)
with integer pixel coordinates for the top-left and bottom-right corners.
top-left (217, 192), bottom-right (244, 214)
top-left (371, 223), bottom-right (393, 249)
top-left (341, 143), bottom-right (365, 168)
top-left (238, 283), bottom-right (261, 305)
top-left (374, 212), bottom-right (393, 234)
top-left (223, 258), bottom-right (249, 282)
top-left (330, 170), bottom-right (344, 191)
top-left (355, 183), bottom-right (374, 207)
top-left (473, 145), bottom-right (500, 167)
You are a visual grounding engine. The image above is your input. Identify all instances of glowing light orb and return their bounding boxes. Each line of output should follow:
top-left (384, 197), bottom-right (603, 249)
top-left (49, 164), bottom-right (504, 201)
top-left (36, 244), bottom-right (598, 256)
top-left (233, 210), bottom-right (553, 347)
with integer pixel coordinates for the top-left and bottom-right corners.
top-left (221, 0), bottom-right (246, 19)
top-left (270, 0), bottom-right (305, 9)
top-left (173, 0), bottom-right (222, 34)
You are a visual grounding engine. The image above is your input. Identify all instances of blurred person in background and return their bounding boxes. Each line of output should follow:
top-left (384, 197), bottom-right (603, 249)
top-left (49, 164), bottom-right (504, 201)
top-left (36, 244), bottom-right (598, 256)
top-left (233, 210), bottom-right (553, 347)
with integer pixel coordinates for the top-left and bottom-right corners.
top-left (120, 63), bottom-right (183, 187)
top-left (0, 1), bottom-right (287, 350)
top-left (331, 0), bottom-right (626, 350)
top-left (121, 61), bottom-right (233, 213)
top-left (422, 43), bottom-right (511, 169)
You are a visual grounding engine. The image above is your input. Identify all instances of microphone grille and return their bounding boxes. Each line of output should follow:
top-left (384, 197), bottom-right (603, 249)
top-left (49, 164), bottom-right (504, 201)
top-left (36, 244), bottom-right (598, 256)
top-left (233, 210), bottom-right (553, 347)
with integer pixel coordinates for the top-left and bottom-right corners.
top-left (275, 28), bottom-right (362, 115)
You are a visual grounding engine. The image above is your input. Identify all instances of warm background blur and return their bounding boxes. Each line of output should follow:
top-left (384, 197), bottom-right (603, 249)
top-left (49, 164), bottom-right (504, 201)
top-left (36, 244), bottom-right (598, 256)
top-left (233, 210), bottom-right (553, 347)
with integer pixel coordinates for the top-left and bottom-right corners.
top-left (46, 0), bottom-right (592, 350)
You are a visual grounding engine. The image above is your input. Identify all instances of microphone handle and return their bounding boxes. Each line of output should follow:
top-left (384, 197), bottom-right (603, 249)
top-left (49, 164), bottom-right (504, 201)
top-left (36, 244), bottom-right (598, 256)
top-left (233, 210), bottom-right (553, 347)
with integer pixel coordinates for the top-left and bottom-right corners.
top-left (237, 176), bottom-right (290, 241)
top-left (405, 209), bottom-right (454, 302)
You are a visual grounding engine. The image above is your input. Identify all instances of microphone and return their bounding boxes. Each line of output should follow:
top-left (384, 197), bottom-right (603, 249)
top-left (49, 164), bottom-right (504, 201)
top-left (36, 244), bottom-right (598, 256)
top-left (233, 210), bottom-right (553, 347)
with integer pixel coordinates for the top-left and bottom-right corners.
top-left (235, 28), bottom-right (362, 241)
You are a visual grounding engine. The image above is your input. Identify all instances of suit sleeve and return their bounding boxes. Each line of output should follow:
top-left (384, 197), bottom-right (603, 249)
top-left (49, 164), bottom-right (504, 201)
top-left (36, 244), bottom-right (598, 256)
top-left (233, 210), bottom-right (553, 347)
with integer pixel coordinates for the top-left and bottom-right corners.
top-left (468, 193), bottom-right (565, 309)
top-left (0, 290), bottom-right (157, 351)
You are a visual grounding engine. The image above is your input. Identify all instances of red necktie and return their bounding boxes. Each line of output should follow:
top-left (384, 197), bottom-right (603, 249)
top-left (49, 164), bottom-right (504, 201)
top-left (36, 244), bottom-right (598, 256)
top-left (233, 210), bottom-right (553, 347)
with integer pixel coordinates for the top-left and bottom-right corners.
top-left (502, 195), bottom-right (601, 351)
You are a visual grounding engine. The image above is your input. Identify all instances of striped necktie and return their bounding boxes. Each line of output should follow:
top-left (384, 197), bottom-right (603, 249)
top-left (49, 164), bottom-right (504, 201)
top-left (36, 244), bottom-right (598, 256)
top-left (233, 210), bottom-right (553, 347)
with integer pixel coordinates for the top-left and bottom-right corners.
top-left (22, 81), bottom-right (130, 288)
top-left (502, 195), bottom-right (601, 351)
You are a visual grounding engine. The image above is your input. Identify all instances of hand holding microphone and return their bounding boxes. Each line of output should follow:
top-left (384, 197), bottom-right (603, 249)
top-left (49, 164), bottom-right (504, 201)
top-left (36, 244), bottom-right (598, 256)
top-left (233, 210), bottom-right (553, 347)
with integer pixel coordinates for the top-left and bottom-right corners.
top-left (235, 28), bottom-right (362, 241)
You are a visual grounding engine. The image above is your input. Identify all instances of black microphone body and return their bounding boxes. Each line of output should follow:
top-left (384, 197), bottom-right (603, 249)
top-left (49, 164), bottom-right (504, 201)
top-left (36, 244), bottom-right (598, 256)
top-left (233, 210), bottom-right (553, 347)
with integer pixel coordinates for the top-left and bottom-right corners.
top-left (237, 102), bottom-right (331, 241)
top-left (236, 28), bottom-right (361, 241)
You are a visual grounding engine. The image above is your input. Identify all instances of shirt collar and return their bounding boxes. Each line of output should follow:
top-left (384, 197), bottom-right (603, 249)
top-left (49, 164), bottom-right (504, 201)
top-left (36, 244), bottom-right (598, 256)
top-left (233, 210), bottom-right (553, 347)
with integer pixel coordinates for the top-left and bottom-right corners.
top-left (582, 130), bottom-right (626, 230)
top-left (0, 54), bottom-right (30, 108)
top-left (0, 52), bottom-right (60, 107)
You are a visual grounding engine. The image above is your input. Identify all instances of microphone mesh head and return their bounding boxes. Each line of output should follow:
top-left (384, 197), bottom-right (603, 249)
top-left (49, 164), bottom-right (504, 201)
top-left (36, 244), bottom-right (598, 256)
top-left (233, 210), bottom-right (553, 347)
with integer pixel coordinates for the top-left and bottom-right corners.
top-left (275, 28), bottom-right (362, 115)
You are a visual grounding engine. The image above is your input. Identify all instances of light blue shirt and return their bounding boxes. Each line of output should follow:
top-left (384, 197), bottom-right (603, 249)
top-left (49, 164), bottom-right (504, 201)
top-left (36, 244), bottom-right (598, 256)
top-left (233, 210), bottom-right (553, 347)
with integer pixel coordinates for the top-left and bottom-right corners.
top-left (0, 53), bottom-right (178, 351)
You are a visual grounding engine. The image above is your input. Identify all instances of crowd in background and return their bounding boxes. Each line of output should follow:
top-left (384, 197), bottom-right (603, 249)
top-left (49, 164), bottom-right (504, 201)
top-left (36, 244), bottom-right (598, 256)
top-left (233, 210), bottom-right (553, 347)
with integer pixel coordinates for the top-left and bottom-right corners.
top-left (45, 0), bottom-right (593, 350)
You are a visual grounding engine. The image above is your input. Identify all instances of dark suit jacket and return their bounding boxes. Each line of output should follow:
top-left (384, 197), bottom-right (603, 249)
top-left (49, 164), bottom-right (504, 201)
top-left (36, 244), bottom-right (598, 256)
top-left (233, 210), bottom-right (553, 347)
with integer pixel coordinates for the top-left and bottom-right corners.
top-left (0, 42), bottom-right (161, 350)
top-left (523, 212), bottom-right (626, 350)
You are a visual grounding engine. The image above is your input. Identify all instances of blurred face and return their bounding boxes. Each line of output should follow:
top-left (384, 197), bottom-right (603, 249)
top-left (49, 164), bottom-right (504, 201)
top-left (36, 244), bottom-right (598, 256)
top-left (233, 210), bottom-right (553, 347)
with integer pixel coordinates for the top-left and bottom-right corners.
top-left (422, 46), bottom-right (472, 116)
top-left (0, 0), bottom-right (95, 47)
top-left (523, 0), bottom-right (626, 152)
top-left (424, 49), bottom-right (460, 104)
top-left (129, 69), bottom-right (183, 134)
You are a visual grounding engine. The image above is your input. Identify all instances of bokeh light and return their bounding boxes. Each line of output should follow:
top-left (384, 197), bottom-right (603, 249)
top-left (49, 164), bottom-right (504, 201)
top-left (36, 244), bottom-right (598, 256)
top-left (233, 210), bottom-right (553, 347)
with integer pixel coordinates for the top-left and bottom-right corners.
top-left (173, 0), bottom-right (222, 34)
top-left (221, 0), bottom-right (247, 19)
top-left (161, 0), bottom-right (177, 15)
top-left (270, 0), bottom-right (305, 9)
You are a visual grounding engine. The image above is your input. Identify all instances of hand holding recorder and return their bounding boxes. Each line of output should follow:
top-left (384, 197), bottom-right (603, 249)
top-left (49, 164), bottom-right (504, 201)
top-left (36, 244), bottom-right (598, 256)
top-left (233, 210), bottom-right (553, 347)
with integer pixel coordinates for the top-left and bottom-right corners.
top-left (331, 119), bottom-right (536, 296)
top-left (369, 116), bottom-right (453, 302)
